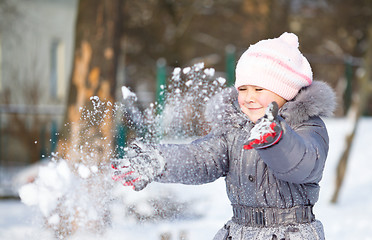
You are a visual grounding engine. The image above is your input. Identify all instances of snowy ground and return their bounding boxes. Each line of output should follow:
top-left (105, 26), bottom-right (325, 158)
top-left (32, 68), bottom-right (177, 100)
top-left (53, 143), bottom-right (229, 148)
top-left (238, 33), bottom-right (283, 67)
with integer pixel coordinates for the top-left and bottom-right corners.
top-left (1, 117), bottom-right (372, 240)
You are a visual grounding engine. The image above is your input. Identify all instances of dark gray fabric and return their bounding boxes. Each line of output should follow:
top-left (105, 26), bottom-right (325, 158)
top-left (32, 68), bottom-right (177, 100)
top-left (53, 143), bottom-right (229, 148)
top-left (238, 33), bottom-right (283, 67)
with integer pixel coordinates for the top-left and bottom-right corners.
top-left (156, 81), bottom-right (335, 239)
top-left (213, 220), bottom-right (325, 240)
top-left (231, 205), bottom-right (315, 227)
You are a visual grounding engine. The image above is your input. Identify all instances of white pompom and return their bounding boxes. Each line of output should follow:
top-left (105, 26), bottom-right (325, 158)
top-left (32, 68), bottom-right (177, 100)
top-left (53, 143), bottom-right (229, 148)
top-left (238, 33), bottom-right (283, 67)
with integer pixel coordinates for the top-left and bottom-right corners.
top-left (280, 32), bottom-right (299, 48)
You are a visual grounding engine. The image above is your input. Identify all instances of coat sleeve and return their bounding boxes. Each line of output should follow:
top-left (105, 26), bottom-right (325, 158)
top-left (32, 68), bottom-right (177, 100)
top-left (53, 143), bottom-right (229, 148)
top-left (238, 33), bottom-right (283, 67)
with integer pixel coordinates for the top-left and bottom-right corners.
top-left (156, 133), bottom-right (229, 185)
top-left (257, 116), bottom-right (329, 184)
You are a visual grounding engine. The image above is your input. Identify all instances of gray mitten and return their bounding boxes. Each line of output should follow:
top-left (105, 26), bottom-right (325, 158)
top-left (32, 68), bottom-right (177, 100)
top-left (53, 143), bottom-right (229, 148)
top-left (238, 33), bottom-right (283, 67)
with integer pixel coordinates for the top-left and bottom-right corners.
top-left (244, 102), bottom-right (283, 150)
top-left (111, 142), bottom-right (165, 191)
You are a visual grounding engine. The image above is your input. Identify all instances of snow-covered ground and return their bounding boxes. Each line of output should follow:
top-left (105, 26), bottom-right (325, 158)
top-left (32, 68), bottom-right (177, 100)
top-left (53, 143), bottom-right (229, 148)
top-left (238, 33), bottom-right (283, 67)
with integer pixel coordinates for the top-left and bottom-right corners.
top-left (1, 117), bottom-right (372, 240)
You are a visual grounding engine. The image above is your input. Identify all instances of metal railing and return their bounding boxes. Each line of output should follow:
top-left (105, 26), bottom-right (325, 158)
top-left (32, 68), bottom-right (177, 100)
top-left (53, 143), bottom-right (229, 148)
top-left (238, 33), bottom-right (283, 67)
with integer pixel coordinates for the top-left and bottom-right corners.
top-left (0, 104), bottom-right (65, 166)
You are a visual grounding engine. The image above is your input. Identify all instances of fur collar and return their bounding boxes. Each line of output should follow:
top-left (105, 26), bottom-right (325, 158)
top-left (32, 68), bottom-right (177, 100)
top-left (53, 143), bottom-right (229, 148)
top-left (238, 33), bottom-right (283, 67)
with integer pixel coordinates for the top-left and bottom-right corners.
top-left (205, 81), bottom-right (336, 131)
top-left (279, 81), bottom-right (336, 126)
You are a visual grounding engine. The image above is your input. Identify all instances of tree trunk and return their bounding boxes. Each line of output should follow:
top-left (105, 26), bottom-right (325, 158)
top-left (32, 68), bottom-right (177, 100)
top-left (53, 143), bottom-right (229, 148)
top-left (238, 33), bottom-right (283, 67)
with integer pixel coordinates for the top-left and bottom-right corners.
top-left (331, 25), bottom-right (372, 203)
top-left (54, 0), bottom-right (122, 237)
top-left (59, 0), bottom-right (122, 163)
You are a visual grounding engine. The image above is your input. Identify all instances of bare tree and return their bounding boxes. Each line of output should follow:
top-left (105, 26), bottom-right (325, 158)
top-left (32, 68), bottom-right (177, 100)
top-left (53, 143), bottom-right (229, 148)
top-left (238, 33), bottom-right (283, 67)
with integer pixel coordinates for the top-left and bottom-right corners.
top-left (0, 69), bottom-right (50, 165)
top-left (0, 7), bottom-right (54, 166)
top-left (331, 25), bottom-right (372, 203)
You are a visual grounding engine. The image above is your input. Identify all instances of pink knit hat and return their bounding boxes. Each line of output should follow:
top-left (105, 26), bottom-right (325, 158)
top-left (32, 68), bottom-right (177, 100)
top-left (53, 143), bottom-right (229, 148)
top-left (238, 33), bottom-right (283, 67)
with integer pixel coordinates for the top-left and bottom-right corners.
top-left (235, 32), bottom-right (312, 100)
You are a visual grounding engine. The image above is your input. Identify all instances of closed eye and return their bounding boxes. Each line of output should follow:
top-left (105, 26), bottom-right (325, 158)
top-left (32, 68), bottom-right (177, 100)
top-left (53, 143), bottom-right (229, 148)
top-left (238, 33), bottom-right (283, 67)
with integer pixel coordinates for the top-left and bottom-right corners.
top-left (238, 87), bottom-right (247, 91)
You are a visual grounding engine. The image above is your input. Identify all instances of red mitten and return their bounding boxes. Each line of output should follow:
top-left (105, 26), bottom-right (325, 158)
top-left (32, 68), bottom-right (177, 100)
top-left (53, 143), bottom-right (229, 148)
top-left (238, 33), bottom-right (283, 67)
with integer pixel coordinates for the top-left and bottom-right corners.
top-left (244, 102), bottom-right (283, 150)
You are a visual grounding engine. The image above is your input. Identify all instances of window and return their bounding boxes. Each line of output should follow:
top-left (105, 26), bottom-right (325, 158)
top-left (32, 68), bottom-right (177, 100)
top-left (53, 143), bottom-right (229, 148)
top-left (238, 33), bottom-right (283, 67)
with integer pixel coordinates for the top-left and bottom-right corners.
top-left (50, 39), bottom-right (65, 100)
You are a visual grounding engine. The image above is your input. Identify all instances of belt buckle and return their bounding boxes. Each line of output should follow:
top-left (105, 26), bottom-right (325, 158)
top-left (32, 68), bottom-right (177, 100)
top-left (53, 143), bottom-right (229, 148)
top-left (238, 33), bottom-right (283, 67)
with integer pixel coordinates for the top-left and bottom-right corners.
top-left (254, 208), bottom-right (266, 226)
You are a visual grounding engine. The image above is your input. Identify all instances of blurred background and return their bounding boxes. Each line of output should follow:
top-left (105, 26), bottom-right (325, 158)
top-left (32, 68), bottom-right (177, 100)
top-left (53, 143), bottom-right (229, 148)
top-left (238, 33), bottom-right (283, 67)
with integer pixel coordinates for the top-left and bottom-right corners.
top-left (1, 0), bottom-right (372, 168)
top-left (0, 0), bottom-right (372, 239)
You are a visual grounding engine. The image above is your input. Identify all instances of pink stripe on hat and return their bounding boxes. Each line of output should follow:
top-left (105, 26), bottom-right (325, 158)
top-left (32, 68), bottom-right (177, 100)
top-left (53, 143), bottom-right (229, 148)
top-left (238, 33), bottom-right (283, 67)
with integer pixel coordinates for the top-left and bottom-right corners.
top-left (245, 52), bottom-right (312, 85)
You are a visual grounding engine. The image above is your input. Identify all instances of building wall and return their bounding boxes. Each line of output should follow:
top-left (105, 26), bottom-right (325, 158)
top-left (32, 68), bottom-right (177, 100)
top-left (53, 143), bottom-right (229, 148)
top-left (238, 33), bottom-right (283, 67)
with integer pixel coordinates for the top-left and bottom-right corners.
top-left (1, 0), bottom-right (77, 105)
top-left (0, 0), bottom-right (78, 165)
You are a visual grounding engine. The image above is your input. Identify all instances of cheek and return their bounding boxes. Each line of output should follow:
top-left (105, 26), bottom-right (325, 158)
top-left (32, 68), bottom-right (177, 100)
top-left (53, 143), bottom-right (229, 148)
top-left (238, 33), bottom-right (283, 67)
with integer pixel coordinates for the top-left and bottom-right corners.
top-left (237, 94), bottom-right (245, 106)
top-left (255, 95), bottom-right (272, 107)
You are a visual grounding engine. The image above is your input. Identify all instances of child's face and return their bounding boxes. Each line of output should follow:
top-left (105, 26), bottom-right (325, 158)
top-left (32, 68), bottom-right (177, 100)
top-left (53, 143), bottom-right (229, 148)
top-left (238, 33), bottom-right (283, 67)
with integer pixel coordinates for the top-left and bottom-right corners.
top-left (237, 85), bottom-right (287, 123)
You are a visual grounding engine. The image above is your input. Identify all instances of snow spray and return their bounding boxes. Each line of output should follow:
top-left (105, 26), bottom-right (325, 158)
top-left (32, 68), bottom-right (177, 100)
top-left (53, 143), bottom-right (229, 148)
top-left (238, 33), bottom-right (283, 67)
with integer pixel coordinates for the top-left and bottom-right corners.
top-left (19, 62), bottom-right (226, 238)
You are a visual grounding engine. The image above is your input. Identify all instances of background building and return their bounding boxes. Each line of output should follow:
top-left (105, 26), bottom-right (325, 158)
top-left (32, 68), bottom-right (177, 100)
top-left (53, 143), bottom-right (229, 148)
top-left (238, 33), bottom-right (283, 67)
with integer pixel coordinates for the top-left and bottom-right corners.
top-left (0, 0), bottom-right (77, 165)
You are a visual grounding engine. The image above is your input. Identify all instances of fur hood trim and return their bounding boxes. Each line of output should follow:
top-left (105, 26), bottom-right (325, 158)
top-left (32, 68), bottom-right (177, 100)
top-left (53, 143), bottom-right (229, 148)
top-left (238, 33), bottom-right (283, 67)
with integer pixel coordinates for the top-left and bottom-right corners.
top-left (279, 81), bottom-right (336, 126)
top-left (205, 81), bottom-right (336, 130)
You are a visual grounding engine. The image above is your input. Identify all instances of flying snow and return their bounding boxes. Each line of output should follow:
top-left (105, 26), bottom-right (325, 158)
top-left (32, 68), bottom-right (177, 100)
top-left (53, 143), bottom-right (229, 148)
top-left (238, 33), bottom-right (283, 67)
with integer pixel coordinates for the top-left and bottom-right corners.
top-left (121, 86), bottom-right (137, 100)
top-left (17, 62), bottom-right (229, 237)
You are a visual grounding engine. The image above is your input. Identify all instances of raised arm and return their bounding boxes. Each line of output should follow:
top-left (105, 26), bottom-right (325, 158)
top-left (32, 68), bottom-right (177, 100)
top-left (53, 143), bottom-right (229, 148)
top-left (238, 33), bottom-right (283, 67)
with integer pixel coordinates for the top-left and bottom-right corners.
top-left (257, 116), bottom-right (329, 184)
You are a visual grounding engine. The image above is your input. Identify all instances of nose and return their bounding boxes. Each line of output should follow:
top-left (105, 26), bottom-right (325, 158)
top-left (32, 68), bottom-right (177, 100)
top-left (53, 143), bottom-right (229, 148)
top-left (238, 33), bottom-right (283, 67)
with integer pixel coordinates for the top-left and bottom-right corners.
top-left (243, 90), bottom-right (255, 103)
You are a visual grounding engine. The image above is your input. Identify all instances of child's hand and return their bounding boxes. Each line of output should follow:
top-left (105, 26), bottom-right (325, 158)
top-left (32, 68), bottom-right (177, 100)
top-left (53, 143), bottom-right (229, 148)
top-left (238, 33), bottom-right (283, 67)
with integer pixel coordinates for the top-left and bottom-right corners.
top-left (111, 142), bottom-right (165, 191)
top-left (244, 102), bottom-right (283, 150)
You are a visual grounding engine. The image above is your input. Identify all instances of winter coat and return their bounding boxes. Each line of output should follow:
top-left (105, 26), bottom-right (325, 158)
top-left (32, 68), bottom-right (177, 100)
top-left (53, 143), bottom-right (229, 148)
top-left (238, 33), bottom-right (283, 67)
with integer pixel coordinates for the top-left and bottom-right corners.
top-left (157, 81), bottom-right (336, 239)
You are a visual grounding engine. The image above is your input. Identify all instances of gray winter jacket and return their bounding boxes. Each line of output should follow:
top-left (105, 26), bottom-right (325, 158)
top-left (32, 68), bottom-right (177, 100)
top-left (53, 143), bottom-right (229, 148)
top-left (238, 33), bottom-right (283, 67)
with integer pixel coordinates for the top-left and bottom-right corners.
top-left (157, 81), bottom-right (336, 239)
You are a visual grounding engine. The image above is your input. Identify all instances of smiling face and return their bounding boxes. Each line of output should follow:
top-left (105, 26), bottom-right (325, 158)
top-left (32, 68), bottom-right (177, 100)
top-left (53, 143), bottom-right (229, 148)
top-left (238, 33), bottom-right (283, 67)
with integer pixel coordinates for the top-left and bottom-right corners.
top-left (237, 85), bottom-right (287, 123)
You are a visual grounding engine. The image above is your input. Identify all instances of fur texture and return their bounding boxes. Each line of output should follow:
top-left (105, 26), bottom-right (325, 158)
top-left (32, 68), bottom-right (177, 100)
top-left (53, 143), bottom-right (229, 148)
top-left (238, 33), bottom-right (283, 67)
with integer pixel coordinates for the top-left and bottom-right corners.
top-left (279, 81), bottom-right (336, 126)
top-left (205, 81), bottom-right (336, 130)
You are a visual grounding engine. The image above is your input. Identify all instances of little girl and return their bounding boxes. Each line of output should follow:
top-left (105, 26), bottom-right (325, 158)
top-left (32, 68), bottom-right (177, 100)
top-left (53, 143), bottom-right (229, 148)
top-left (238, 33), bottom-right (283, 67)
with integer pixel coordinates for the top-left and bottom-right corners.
top-left (112, 32), bottom-right (336, 239)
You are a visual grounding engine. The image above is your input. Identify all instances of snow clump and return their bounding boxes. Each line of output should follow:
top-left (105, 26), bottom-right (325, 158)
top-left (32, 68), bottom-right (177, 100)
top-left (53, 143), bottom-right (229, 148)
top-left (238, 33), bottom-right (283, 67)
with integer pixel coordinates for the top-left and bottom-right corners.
top-left (19, 160), bottom-right (73, 217)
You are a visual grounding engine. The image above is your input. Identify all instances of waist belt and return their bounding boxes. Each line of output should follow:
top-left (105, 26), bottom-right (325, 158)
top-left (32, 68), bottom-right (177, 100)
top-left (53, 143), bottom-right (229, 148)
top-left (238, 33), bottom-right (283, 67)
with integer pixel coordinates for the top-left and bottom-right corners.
top-left (232, 204), bottom-right (315, 227)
